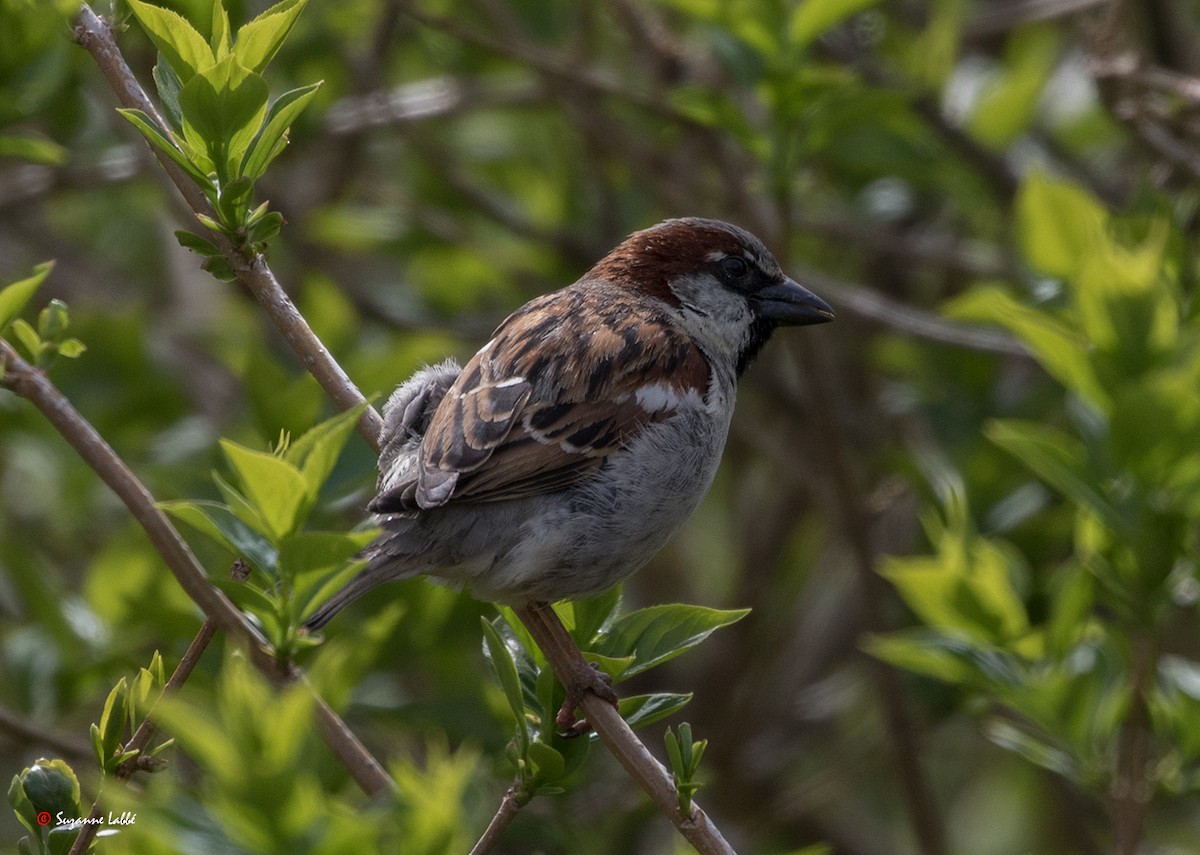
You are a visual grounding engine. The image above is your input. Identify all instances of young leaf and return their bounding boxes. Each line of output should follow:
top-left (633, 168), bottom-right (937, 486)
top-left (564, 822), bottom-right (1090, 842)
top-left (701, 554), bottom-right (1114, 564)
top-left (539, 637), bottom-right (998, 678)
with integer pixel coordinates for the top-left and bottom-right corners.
top-left (620, 692), bottom-right (692, 729)
top-left (37, 299), bottom-right (68, 340)
top-left (0, 262), bottom-right (53, 333)
top-left (98, 679), bottom-right (129, 772)
top-left (240, 81), bottom-right (322, 181)
top-left (174, 229), bottom-right (222, 256)
top-left (594, 604), bottom-right (750, 679)
top-left (986, 420), bottom-right (1128, 535)
top-left (159, 499), bottom-right (279, 573)
top-left (570, 586), bottom-right (622, 645)
top-left (283, 403), bottom-right (367, 502)
top-left (179, 56), bottom-right (269, 180)
top-left (209, 0), bottom-right (232, 58)
top-left (1016, 171), bottom-right (1108, 280)
top-left (219, 440), bottom-right (310, 541)
top-left (246, 210), bottom-right (284, 245)
top-left (126, 0), bottom-right (215, 83)
top-left (234, 0), bottom-right (308, 73)
top-left (12, 319), bottom-right (41, 360)
top-left (152, 59), bottom-right (185, 129)
top-left (482, 617), bottom-right (531, 753)
top-left (790, 0), bottom-right (880, 50)
top-left (117, 108), bottom-right (213, 185)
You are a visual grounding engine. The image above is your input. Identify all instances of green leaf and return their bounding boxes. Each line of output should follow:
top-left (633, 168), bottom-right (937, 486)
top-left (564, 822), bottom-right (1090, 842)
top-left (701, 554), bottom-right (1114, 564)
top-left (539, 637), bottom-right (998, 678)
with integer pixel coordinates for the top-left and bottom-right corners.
top-left (117, 108), bottom-right (213, 185)
top-left (152, 59), bottom-right (185, 129)
top-left (619, 692), bottom-right (692, 729)
top-left (1016, 171), bottom-right (1108, 280)
top-left (0, 133), bottom-right (68, 165)
top-left (984, 718), bottom-right (1077, 776)
top-left (945, 285), bottom-right (1107, 409)
top-left (18, 759), bottom-right (81, 821)
top-left (240, 81), bottom-right (322, 180)
top-left (127, 0), bottom-right (215, 83)
top-left (864, 630), bottom-right (975, 683)
top-left (179, 55), bottom-right (270, 180)
top-left (1045, 565), bottom-right (1094, 656)
top-left (159, 498), bottom-right (279, 573)
top-left (881, 542), bottom-right (1030, 646)
top-left (790, 0), bottom-right (881, 50)
top-left (246, 210), bottom-right (284, 245)
top-left (219, 439), bottom-right (309, 541)
top-left (967, 25), bottom-right (1059, 148)
top-left (37, 299), bottom-right (68, 340)
top-left (526, 741), bottom-right (565, 783)
top-left (210, 0), bottom-right (232, 58)
top-left (174, 230), bottom-right (222, 256)
top-left (234, 0), bottom-right (308, 74)
top-left (1074, 224), bottom-right (1176, 362)
top-left (12, 319), bottom-right (41, 360)
top-left (97, 679), bottom-right (128, 772)
top-left (283, 404), bottom-right (367, 504)
top-left (55, 339), bottom-right (86, 359)
top-left (482, 617), bottom-right (530, 752)
top-left (569, 586), bottom-right (622, 646)
top-left (986, 420), bottom-right (1127, 534)
top-left (0, 262), bottom-right (53, 333)
top-left (594, 604), bottom-right (750, 679)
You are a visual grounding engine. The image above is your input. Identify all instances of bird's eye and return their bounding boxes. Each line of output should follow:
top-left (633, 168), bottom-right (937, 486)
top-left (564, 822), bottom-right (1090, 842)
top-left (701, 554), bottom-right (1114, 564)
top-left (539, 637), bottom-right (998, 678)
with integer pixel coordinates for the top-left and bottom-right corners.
top-left (720, 256), bottom-right (749, 279)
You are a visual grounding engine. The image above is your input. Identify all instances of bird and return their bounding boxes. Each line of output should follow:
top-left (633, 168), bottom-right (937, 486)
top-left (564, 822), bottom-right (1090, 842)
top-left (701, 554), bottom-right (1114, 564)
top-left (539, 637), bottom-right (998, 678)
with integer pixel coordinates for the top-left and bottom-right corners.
top-left (304, 217), bottom-right (833, 632)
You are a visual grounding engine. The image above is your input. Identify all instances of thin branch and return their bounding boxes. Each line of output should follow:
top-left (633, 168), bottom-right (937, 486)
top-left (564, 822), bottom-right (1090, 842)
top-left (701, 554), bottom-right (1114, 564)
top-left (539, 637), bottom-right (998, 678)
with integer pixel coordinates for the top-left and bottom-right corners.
top-left (967, 0), bottom-right (1108, 39)
top-left (468, 781), bottom-right (527, 855)
top-left (0, 341), bottom-right (393, 798)
top-left (73, 6), bottom-right (383, 449)
top-left (67, 620), bottom-right (218, 855)
top-left (802, 268), bottom-right (1032, 358)
top-left (400, 5), bottom-right (710, 132)
top-left (515, 605), bottom-right (737, 855)
top-left (325, 77), bottom-right (544, 136)
top-left (0, 707), bottom-right (92, 762)
top-left (1112, 634), bottom-right (1154, 855)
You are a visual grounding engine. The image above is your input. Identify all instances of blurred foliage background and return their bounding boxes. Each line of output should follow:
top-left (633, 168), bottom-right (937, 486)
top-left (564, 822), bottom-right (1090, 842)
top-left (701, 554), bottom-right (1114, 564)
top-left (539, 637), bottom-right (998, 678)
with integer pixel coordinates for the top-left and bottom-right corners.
top-left (4, 0), bottom-right (1200, 852)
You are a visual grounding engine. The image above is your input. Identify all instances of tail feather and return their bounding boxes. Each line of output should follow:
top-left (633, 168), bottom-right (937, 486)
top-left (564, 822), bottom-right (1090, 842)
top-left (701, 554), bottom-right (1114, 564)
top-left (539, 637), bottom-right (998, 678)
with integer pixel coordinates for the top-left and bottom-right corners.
top-left (303, 560), bottom-right (406, 631)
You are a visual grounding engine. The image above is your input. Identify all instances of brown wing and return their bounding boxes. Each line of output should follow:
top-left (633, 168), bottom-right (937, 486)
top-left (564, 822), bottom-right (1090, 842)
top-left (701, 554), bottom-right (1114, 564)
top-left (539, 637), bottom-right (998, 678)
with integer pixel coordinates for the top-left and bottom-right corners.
top-left (371, 283), bottom-right (711, 512)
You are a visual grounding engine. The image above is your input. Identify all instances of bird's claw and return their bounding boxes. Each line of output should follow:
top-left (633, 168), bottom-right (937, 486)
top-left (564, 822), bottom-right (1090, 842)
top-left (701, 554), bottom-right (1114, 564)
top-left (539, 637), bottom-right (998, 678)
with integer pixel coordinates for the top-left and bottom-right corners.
top-left (555, 662), bottom-right (618, 738)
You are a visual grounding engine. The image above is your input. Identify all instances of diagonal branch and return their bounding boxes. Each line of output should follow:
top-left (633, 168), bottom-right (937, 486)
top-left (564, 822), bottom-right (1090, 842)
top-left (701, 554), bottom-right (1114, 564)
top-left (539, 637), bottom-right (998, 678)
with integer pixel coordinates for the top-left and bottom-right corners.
top-left (73, 5), bottom-right (383, 450)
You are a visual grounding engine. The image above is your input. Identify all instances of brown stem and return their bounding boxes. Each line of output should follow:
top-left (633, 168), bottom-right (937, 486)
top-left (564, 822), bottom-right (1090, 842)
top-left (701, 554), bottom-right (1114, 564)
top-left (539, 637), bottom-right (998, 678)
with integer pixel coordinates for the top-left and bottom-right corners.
top-left (66, 620), bottom-right (218, 855)
top-left (1112, 634), bottom-right (1154, 855)
top-left (0, 707), bottom-right (92, 762)
top-left (468, 781), bottom-right (527, 855)
top-left (515, 605), bottom-right (737, 855)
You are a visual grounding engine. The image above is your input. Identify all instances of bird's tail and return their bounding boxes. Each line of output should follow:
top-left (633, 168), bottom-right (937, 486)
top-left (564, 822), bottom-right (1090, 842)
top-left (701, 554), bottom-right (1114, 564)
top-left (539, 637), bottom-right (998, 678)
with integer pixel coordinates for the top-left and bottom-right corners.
top-left (303, 560), bottom-right (404, 631)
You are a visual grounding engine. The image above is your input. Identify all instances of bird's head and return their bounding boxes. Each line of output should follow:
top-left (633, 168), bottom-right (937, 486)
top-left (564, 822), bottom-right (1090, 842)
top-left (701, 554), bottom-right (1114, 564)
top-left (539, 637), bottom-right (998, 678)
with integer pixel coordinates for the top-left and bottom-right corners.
top-left (586, 218), bottom-right (834, 375)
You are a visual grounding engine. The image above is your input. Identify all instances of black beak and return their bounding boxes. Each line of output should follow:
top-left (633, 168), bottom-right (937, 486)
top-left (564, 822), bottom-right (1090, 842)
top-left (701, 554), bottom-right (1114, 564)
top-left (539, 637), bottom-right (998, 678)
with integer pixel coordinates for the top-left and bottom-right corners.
top-left (752, 276), bottom-right (835, 326)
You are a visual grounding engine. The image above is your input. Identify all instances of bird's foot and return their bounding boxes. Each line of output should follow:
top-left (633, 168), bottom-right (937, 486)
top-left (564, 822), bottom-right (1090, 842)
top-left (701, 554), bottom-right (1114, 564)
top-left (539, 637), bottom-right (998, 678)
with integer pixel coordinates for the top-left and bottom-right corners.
top-left (555, 661), bottom-right (618, 738)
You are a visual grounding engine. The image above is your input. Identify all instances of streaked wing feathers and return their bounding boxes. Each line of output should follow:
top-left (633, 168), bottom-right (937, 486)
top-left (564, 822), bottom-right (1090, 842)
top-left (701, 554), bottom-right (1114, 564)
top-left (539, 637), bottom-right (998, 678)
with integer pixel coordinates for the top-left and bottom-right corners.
top-left (374, 283), bottom-right (711, 512)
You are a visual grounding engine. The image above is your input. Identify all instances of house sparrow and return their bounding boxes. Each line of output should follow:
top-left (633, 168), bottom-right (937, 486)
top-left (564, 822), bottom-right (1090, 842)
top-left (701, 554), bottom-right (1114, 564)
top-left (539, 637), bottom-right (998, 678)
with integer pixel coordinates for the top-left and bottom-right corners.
top-left (305, 217), bottom-right (833, 630)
